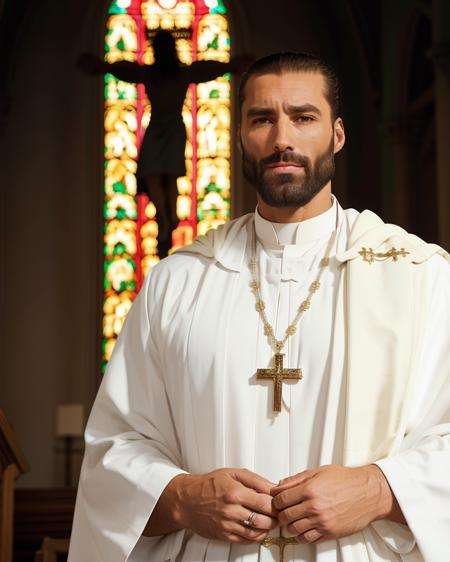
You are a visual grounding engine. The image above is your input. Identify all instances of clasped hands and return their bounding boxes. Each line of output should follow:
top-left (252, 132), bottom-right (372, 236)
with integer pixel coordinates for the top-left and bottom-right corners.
top-left (174, 464), bottom-right (401, 545)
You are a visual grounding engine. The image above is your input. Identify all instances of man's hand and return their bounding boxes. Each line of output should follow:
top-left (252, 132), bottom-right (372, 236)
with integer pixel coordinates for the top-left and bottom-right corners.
top-left (144, 468), bottom-right (280, 543)
top-left (175, 468), bottom-right (280, 544)
top-left (271, 464), bottom-right (400, 544)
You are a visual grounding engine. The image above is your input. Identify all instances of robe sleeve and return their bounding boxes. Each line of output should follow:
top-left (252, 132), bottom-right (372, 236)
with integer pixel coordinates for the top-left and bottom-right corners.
top-left (67, 267), bottom-right (189, 562)
top-left (371, 254), bottom-right (450, 561)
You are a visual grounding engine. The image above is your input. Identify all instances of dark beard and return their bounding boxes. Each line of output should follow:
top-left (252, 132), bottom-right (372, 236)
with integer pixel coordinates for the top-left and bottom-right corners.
top-left (241, 136), bottom-right (335, 208)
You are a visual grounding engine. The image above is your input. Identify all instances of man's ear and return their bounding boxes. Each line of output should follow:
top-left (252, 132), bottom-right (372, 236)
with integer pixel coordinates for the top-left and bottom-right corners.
top-left (333, 117), bottom-right (345, 154)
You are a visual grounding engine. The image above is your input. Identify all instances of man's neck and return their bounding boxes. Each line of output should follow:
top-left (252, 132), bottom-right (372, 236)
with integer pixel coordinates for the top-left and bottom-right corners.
top-left (256, 184), bottom-right (332, 223)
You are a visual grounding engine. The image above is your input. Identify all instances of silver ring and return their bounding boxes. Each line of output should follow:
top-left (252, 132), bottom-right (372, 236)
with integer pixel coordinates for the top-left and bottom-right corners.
top-left (243, 511), bottom-right (257, 527)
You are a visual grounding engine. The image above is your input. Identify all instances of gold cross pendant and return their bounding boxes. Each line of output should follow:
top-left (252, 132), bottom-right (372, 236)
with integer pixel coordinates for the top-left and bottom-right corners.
top-left (261, 532), bottom-right (298, 562)
top-left (256, 353), bottom-right (302, 412)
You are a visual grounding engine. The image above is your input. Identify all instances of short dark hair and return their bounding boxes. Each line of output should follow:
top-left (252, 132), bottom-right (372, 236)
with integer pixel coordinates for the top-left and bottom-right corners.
top-left (238, 51), bottom-right (341, 121)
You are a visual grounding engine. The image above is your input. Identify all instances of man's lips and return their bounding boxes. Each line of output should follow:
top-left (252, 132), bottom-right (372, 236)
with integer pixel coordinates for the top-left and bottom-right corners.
top-left (266, 161), bottom-right (303, 167)
top-left (266, 163), bottom-right (304, 170)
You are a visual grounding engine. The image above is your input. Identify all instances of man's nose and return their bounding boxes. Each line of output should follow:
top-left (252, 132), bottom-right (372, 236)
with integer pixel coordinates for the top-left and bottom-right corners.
top-left (273, 119), bottom-right (294, 153)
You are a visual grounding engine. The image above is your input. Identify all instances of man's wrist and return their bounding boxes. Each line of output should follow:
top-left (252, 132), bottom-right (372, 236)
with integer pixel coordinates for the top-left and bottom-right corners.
top-left (365, 464), bottom-right (394, 522)
top-left (169, 473), bottom-right (197, 529)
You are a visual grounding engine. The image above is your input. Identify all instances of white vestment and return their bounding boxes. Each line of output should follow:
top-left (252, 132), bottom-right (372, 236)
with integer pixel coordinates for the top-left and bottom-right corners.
top-left (67, 195), bottom-right (450, 562)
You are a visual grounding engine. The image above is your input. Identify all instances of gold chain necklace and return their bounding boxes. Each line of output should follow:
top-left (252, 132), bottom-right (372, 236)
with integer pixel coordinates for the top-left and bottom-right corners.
top-left (249, 201), bottom-right (338, 412)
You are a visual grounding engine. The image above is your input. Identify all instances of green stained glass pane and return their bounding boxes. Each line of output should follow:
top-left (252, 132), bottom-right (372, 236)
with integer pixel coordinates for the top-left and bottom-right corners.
top-left (117, 38), bottom-right (125, 51)
top-left (206, 182), bottom-right (219, 192)
top-left (109, 2), bottom-right (126, 15)
top-left (223, 72), bottom-right (231, 80)
top-left (198, 208), bottom-right (204, 221)
top-left (119, 280), bottom-right (127, 292)
top-left (114, 243), bottom-right (126, 255)
top-left (209, 89), bottom-right (220, 99)
top-left (113, 181), bottom-right (126, 193)
top-left (211, 0), bottom-right (227, 14)
top-left (126, 257), bottom-right (137, 270)
top-left (103, 244), bottom-right (109, 255)
top-left (117, 208), bottom-right (126, 219)
top-left (103, 278), bottom-right (111, 291)
top-left (207, 36), bottom-right (219, 50)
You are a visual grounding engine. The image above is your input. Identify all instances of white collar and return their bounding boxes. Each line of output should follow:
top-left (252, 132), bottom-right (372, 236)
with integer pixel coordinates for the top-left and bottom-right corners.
top-left (254, 193), bottom-right (338, 250)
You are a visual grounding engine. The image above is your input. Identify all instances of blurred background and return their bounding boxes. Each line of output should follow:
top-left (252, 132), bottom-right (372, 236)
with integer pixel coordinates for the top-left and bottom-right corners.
top-left (0, 0), bottom-right (449, 560)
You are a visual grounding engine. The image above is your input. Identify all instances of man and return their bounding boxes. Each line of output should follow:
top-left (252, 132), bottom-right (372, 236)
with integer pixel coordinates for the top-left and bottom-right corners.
top-left (68, 52), bottom-right (450, 562)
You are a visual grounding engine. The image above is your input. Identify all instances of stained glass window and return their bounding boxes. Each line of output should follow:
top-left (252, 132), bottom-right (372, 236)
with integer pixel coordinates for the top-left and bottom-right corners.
top-left (103, 0), bottom-right (231, 370)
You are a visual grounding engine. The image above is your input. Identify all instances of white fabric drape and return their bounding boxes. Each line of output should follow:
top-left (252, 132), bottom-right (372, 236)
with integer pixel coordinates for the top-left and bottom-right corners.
top-left (67, 196), bottom-right (450, 562)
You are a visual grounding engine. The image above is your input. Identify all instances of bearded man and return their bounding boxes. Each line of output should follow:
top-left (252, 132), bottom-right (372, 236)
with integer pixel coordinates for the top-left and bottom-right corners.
top-left (68, 52), bottom-right (450, 562)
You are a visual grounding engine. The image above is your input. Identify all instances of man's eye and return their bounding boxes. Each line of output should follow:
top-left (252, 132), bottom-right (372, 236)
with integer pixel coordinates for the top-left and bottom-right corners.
top-left (253, 117), bottom-right (271, 124)
top-left (296, 115), bottom-right (314, 122)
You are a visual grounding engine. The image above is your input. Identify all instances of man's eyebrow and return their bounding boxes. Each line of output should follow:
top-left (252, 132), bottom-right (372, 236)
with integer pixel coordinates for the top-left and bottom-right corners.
top-left (286, 103), bottom-right (322, 115)
top-left (246, 103), bottom-right (322, 119)
top-left (246, 107), bottom-right (274, 119)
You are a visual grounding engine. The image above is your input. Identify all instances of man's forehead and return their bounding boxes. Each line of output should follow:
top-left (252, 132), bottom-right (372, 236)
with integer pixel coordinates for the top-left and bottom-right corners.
top-left (243, 71), bottom-right (327, 108)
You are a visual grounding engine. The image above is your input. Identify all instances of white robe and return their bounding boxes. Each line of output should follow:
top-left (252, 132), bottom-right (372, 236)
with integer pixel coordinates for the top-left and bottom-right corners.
top-left (67, 195), bottom-right (450, 562)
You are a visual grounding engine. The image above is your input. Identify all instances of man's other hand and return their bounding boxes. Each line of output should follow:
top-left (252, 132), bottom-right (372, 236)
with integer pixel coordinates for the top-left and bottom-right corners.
top-left (270, 464), bottom-right (394, 544)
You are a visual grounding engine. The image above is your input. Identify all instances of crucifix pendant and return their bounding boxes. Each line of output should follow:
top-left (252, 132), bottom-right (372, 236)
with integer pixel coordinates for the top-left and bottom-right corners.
top-left (261, 531), bottom-right (298, 562)
top-left (256, 353), bottom-right (302, 412)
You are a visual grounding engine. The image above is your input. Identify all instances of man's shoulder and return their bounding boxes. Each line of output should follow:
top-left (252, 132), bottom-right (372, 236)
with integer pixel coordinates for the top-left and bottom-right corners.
top-left (343, 206), bottom-right (450, 266)
top-left (147, 214), bottom-right (250, 279)
top-left (148, 250), bottom-right (206, 283)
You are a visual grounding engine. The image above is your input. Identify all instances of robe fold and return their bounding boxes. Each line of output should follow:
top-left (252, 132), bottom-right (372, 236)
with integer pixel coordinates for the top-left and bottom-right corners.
top-left (67, 197), bottom-right (450, 562)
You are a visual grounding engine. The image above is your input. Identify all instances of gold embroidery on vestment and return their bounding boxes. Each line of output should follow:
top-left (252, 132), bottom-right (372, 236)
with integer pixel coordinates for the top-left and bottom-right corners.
top-left (359, 246), bottom-right (410, 264)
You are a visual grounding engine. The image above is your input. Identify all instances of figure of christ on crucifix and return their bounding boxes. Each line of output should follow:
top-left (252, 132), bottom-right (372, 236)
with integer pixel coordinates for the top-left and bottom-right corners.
top-left (77, 30), bottom-right (253, 258)
top-left (256, 353), bottom-right (303, 412)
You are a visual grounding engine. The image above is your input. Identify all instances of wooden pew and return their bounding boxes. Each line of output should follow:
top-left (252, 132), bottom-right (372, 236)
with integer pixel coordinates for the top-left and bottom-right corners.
top-left (0, 408), bottom-right (29, 562)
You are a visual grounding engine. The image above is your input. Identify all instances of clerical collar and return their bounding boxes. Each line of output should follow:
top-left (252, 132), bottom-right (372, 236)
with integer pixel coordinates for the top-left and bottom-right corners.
top-left (254, 194), bottom-right (337, 249)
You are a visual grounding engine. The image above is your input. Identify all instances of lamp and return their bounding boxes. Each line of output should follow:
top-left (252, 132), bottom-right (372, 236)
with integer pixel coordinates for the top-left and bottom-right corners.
top-left (55, 404), bottom-right (84, 487)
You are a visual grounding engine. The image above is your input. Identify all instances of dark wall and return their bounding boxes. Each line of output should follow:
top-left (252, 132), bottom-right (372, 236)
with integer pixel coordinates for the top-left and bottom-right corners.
top-left (0, 0), bottom-right (106, 487)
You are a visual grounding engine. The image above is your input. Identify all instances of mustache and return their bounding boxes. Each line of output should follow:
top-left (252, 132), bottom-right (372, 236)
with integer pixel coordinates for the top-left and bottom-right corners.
top-left (260, 151), bottom-right (310, 168)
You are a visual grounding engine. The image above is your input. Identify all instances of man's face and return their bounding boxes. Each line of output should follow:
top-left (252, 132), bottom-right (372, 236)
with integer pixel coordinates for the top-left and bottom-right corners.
top-left (238, 71), bottom-right (344, 208)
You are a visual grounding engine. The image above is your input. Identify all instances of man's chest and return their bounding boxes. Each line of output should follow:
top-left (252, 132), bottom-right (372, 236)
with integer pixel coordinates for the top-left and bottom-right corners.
top-left (160, 263), bottom-right (343, 405)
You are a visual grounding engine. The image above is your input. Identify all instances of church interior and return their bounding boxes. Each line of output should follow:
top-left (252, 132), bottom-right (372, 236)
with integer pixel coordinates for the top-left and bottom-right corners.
top-left (1, 0), bottom-right (449, 560)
